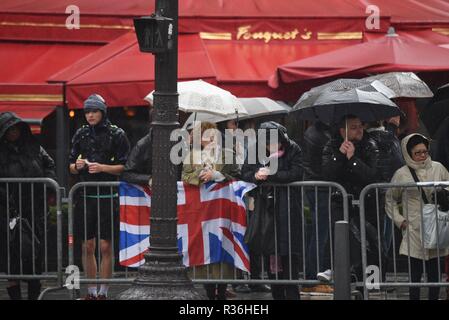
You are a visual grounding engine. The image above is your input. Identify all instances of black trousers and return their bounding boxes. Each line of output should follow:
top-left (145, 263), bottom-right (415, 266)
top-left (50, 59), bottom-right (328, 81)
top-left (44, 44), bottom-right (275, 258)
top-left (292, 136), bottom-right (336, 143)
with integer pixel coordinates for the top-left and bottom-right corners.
top-left (409, 257), bottom-right (440, 300)
top-left (267, 255), bottom-right (300, 300)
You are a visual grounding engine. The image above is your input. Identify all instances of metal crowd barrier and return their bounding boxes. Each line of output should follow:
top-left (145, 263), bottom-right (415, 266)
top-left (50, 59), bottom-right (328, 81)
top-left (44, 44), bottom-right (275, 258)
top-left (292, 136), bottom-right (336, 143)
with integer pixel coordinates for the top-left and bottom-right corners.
top-left (0, 178), bottom-right (64, 298)
top-left (359, 182), bottom-right (449, 300)
top-left (66, 180), bottom-right (350, 300)
top-left (67, 181), bottom-right (131, 299)
top-left (190, 182), bottom-right (349, 290)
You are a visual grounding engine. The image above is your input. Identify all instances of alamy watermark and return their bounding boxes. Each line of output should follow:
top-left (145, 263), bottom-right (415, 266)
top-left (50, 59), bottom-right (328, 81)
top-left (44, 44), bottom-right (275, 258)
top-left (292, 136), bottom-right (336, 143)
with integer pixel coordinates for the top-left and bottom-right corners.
top-left (65, 5), bottom-right (80, 30)
top-left (169, 125), bottom-right (281, 174)
top-left (365, 265), bottom-right (381, 290)
top-left (65, 265), bottom-right (80, 290)
top-left (365, 5), bottom-right (380, 30)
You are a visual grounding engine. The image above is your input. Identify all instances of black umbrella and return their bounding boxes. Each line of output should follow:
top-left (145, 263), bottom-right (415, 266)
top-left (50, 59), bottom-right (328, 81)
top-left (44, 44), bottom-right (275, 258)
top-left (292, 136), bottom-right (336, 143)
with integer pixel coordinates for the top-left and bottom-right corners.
top-left (293, 83), bottom-right (401, 125)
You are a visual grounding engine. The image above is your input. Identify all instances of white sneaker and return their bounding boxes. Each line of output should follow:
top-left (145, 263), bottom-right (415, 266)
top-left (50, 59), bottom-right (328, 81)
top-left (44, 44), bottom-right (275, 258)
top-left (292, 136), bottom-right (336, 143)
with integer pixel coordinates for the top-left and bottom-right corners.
top-left (317, 269), bottom-right (332, 282)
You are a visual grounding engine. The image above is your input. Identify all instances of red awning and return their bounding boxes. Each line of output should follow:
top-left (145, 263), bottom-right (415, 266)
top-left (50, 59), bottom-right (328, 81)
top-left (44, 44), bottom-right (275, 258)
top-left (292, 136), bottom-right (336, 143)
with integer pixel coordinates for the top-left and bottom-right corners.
top-left (204, 39), bottom-right (360, 98)
top-left (63, 33), bottom-right (216, 108)
top-left (0, 104), bottom-right (56, 134)
top-left (364, 29), bottom-right (449, 46)
top-left (0, 0), bottom-right (386, 42)
top-left (270, 34), bottom-right (449, 88)
top-left (0, 40), bottom-right (100, 132)
top-left (0, 40), bottom-right (101, 103)
top-left (0, 41), bottom-right (100, 83)
top-left (362, 0), bottom-right (449, 27)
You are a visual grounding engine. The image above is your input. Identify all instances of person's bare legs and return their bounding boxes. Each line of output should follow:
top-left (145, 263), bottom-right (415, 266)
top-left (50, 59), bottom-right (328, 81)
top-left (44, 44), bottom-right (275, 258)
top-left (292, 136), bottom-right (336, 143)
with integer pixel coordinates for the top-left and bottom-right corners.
top-left (98, 239), bottom-right (112, 298)
top-left (82, 239), bottom-right (97, 297)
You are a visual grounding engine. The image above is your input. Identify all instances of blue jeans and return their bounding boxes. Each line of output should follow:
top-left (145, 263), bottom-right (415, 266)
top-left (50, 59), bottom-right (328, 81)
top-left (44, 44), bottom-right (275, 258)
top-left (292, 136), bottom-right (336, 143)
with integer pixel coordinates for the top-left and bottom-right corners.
top-left (305, 188), bottom-right (331, 280)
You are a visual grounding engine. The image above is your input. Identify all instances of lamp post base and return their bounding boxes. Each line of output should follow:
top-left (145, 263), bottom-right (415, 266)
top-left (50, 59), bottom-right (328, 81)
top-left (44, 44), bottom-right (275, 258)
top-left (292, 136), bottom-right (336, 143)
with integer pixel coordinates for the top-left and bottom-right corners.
top-left (116, 251), bottom-right (204, 300)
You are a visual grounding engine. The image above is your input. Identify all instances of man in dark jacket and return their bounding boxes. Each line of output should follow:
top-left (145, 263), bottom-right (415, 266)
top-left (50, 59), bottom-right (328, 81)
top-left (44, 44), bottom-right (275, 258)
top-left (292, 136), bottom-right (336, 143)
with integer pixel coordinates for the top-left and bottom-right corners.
top-left (322, 115), bottom-right (379, 284)
top-left (121, 119), bottom-right (184, 185)
top-left (302, 121), bottom-right (334, 293)
top-left (322, 115), bottom-right (379, 201)
top-left (0, 112), bottom-right (56, 300)
top-left (366, 117), bottom-right (405, 260)
top-left (121, 128), bottom-right (153, 185)
top-left (242, 121), bottom-right (303, 300)
top-left (69, 94), bottom-right (130, 299)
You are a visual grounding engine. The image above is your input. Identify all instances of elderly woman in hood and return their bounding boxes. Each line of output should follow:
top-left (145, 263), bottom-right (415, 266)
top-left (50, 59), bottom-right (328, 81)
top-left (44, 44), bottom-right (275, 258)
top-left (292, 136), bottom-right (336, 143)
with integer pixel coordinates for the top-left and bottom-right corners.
top-left (386, 133), bottom-right (449, 300)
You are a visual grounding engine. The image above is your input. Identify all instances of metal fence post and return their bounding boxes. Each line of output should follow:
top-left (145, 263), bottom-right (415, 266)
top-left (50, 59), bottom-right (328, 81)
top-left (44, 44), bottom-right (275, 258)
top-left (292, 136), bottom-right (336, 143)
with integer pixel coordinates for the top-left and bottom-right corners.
top-left (334, 220), bottom-right (351, 300)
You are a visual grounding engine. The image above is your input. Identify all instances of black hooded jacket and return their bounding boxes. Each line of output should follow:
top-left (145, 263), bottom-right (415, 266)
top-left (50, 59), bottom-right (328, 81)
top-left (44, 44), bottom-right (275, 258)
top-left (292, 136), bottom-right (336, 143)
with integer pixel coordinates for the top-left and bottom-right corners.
top-left (366, 126), bottom-right (404, 183)
top-left (0, 112), bottom-right (56, 226)
top-left (0, 112), bottom-right (55, 180)
top-left (241, 122), bottom-right (303, 256)
top-left (302, 121), bottom-right (331, 181)
top-left (121, 129), bottom-right (153, 185)
top-left (69, 117), bottom-right (130, 182)
top-left (322, 133), bottom-right (379, 199)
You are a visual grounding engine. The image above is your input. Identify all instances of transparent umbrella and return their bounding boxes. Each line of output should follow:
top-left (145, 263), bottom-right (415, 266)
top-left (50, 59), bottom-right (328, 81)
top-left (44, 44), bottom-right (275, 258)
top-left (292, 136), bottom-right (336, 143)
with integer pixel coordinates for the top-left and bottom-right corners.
top-left (364, 72), bottom-right (433, 98)
top-left (144, 79), bottom-right (247, 117)
top-left (182, 97), bottom-right (291, 129)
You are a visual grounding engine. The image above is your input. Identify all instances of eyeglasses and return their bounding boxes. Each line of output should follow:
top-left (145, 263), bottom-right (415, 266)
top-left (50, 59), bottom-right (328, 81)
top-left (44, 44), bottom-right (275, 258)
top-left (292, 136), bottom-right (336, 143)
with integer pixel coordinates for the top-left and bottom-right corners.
top-left (413, 150), bottom-right (429, 157)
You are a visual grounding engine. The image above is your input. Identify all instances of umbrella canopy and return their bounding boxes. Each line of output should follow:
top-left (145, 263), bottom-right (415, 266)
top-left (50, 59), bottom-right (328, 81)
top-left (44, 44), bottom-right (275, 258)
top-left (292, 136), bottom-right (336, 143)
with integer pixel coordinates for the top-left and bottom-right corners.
top-left (182, 97), bottom-right (291, 129)
top-left (239, 98), bottom-right (291, 119)
top-left (364, 72), bottom-right (433, 98)
top-left (294, 84), bottom-right (401, 124)
top-left (294, 79), bottom-right (396, 110)
top-left (145, 79), bottom-right (247, 116)
top-left (270, 28), bottom-right (449, 88)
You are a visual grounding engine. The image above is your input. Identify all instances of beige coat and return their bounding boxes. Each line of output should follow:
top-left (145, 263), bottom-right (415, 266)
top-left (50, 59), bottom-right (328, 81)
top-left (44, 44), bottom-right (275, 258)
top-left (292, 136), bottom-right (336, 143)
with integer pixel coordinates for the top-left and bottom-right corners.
top-left (182, 144), bottom-right (240, 186)
top-left (385, 133), bottom-right (449, 260)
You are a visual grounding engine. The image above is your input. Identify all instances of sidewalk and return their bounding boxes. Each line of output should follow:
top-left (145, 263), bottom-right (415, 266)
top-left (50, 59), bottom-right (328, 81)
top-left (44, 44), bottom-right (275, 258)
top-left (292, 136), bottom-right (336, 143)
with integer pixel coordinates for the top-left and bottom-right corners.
top-left (0, 274), bottom-right (447, 300)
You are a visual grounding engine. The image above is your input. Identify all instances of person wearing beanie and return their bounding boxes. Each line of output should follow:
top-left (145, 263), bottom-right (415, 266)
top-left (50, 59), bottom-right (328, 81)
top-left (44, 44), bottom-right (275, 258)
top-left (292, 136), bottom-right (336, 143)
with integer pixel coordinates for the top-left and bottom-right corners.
top-left (69, 94), bottom-right (130, 300)
top-left (386, 133), bottom-right (449, 300)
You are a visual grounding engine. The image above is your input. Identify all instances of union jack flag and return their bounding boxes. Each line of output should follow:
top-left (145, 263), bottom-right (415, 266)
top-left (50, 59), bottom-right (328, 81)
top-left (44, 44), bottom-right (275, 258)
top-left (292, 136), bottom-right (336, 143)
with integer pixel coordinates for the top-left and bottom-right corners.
top-left (119, 180), bottom-right (256, 272)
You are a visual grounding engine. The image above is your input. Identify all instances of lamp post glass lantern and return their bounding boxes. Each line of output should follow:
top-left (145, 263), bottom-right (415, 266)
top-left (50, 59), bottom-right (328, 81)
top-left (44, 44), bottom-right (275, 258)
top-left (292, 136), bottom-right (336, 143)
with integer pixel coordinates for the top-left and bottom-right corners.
top-left (116, 0), bottom-right (202, 300)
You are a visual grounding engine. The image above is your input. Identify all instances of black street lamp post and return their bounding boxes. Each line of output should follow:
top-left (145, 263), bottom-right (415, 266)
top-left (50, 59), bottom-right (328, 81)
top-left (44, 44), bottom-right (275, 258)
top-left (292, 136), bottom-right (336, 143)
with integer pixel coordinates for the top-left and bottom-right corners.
top-left (116, 0), bottom-right (202, 300)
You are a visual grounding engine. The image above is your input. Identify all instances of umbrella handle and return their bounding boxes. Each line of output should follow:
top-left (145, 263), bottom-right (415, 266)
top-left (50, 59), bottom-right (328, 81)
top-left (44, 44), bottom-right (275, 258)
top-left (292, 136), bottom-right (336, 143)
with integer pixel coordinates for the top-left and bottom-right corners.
top-left (345, 119), bottom-right (348, 142)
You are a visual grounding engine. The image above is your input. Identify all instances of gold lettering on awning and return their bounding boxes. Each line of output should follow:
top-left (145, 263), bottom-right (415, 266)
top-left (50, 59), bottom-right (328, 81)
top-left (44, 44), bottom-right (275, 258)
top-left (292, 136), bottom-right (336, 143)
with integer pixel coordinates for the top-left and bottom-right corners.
top-left (237, 25), bottom-right (305, 43)
top-left (432, 28), bottom-right (449, 36)
top-left (317, 32), bottom-right (362, 40)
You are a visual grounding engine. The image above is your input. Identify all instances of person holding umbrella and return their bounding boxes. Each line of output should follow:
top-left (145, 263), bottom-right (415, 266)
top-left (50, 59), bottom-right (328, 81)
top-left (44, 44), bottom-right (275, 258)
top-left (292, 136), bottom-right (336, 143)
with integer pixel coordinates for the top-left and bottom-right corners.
top-left (322, 115), bottom-right (380, 286)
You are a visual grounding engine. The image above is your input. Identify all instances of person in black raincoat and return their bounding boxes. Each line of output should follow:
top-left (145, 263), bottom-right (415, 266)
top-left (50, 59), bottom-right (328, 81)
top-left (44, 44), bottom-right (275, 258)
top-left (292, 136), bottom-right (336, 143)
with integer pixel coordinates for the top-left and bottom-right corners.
top-left (322, 115), bottom-right (380, 284)
top-left (0, 111), bottom-right (56, 300)
top-left (121, 108), bottom-right (184, 185)
top-left (69, 94), bottom-right (130, 299)
top-left (366, 117), bottom-right (405, 268)
top-left (302, 121), bottom-right (334, 293)
top-left (241, 121), bottom-right (303, 300)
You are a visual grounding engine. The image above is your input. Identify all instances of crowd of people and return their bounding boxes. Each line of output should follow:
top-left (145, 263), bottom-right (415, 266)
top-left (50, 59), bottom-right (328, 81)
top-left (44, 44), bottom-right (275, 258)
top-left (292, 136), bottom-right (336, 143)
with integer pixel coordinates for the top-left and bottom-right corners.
top-left (1, 92), bottom-right (449, 301)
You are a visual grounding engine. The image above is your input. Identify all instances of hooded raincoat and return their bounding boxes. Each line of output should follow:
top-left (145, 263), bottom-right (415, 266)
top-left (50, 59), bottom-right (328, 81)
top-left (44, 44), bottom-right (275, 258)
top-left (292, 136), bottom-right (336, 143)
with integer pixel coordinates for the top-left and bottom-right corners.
top-left (385, 133), bottom-right (449, 260)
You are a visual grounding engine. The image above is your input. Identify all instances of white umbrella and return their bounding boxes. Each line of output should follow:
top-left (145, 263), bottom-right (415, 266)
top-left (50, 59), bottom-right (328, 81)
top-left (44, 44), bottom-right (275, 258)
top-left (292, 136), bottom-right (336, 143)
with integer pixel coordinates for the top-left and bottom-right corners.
top-left (182, 97), bottom-right (291, 129)
top-left (144, 79), bottom-right (247, 116)
top-left (364, 72), bottom-right (433, 98)
top-left (238, 97), bottom-right (291, 120)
